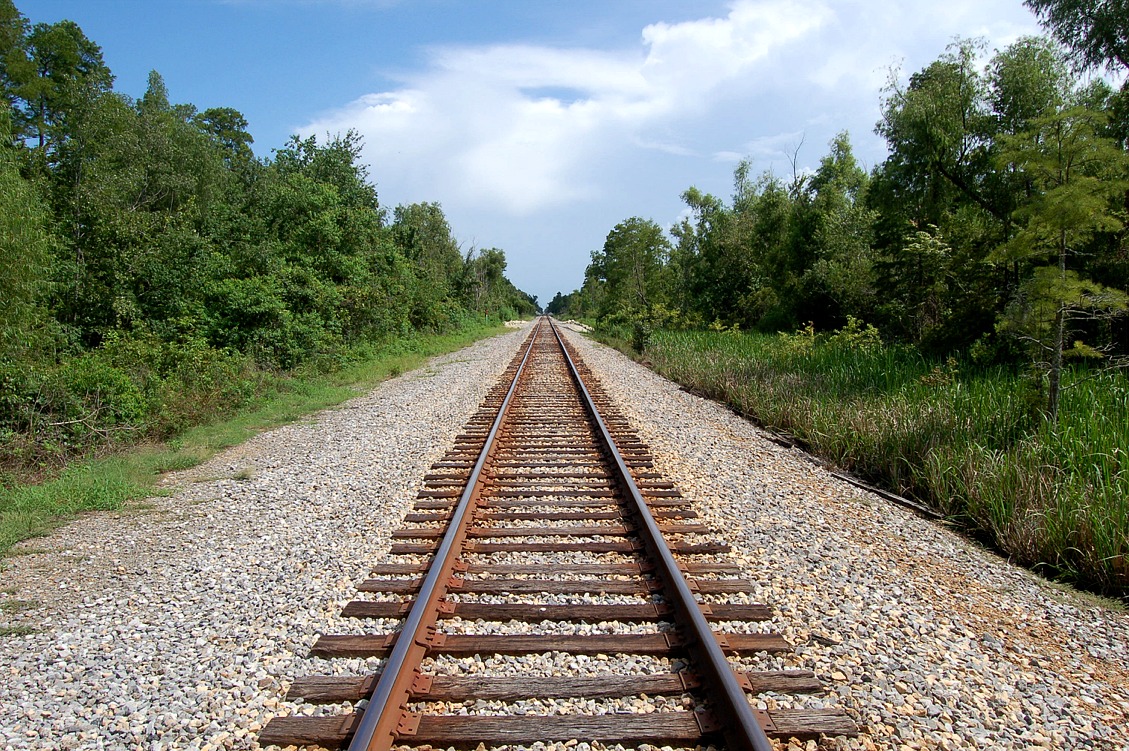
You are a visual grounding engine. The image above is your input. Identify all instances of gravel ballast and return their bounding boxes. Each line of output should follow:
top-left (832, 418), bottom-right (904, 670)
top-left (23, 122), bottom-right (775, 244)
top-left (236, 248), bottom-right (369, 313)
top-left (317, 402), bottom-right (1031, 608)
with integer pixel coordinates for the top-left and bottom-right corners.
top-left (560, 327), bottom-right (1129, 751)
top-left (2, 323), bottom-right (1127, 750)
top-left (0, 328), bottom-right (530, 750)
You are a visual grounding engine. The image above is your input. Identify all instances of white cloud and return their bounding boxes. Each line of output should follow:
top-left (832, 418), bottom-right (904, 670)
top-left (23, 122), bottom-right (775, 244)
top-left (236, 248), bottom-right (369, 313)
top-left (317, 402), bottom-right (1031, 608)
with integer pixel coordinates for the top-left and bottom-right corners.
top-left (297, 0), bottom-right (1041, 303)
top-left (635, 139), bottom-right (699, 157)
top-left (300, 0), bottom-right (834, 215)
top-left (745, 130), bottom-right (807, 157)
top-left (638, 0), bottom-right (830, 104)
top-left (713, 150), bottom-right (746, 163)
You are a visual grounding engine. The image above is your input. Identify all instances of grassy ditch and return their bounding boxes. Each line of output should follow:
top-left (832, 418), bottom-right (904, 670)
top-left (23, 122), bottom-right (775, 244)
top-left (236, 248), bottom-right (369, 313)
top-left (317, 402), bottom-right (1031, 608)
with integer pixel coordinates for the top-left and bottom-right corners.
top-left (610, 326), bottom-right (1128, 598)
top-left (0, 321), bottom-right (514, 555)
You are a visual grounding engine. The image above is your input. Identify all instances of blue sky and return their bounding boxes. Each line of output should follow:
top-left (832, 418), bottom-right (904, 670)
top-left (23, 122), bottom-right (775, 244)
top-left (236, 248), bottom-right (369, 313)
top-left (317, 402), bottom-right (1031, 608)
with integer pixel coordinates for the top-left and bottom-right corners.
top-left (21, 0), bottom-right (1041, 307)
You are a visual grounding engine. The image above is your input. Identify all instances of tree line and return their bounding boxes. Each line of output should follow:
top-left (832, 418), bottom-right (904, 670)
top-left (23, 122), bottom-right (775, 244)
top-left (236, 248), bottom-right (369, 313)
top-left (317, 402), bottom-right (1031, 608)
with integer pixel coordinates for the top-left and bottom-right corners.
top-left (549, 0), bottom-right (1128, 422)
top-left (0, 0), bottom-right (536, 469)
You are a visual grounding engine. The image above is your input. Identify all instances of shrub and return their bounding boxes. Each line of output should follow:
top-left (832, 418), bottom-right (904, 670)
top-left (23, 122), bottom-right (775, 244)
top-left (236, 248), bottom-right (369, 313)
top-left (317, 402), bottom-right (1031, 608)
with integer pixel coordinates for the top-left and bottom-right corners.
top-left (55, 355), bottom-right (146, 430)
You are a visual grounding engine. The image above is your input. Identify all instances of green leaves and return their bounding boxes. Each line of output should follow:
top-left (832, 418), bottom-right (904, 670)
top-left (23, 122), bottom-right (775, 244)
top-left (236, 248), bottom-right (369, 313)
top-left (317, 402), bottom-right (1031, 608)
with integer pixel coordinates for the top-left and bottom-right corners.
top-left (993, 102), bottom-right (1129, 420)
top-left (0, 119), bottom-right (53, 358)
top-left (999, 266), bottom-right (1129, 338)
top-left (1024, 0), bottom-right (1129, 74)
top-left (598, 217), bottom-right (671, 319)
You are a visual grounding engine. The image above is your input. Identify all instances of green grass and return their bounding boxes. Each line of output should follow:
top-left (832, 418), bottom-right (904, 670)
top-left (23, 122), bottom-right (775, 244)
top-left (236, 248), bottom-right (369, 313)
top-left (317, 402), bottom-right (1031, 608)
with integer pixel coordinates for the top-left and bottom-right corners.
top-left (0, 625), bottom-right (37, 637)
top-left (623, 327), bottom-right (1129, 599)
top-left (0, 599), bottom-right (38, 614)
top-left (0, 321), bottom-right (513, 555)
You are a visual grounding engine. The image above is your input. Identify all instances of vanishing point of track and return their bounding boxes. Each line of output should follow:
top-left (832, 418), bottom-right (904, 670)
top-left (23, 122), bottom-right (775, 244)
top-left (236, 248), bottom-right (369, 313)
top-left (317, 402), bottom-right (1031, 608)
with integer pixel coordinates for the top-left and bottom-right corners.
top-left (260, 317), bottom-right (856, 750)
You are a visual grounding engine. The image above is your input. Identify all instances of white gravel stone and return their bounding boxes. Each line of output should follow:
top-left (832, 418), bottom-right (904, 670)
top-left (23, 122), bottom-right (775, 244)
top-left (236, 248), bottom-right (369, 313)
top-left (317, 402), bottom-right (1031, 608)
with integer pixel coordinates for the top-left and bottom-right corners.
top-left (2, 322), bottom-right (1126, 751)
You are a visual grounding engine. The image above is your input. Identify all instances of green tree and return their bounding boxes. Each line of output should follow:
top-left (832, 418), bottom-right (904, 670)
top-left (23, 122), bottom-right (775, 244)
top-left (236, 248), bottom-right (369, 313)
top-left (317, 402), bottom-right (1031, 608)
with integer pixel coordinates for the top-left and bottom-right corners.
top-left (996, 104), bottom-right (1129, 420)
top-left (392, 201), bottom-right (461, 290)
top-left (193, 106), bottom-right (255, 168)
top-left (218, 131), bottom-right (394, 362)
top-left (1024, 1), bottom-right (1129, 146)
top-left (672, 165), bottom-right (790, 330)
top-left (799, 132), bottom-right (878, 324)
top-left (877, 39), bottom-right (1002, 226)
top-left (882, 226), bottom-right (960, 344)
top-left (463, 247), bottom-right (506, 312)
top-left (731, 166), bottom-right (796, 329)
top-left (870, 36), bottom-right (1083, 351)
top-left (1024, 0), bottom-right (1129, 73)
top-left (47, 73), bottom-right (225, 341)
top-left (988, 36), bottom-right (1071, 135)
top-left (0, 1), bottom-right (32, 135)
top-left (16, 18), bottom-right (112, 156)
top-left (0, 107), bottom-right (52, 358)
top-left (597, 217), bottom-right (671, 320)
top-left (390, 200), bottom-right (473, 328)
top-left (545, 291), bottom-right (575, 317)
top-left (671, 186), bottom-right (737, 323)
top-left (573, 250), bottom-right (608, 320)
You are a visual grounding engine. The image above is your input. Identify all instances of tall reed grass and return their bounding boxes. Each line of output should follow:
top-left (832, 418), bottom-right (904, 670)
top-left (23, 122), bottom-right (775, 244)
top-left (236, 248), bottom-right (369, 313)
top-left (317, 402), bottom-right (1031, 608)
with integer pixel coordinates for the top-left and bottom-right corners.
top-left (640, 329), bottom-right (1128, 597)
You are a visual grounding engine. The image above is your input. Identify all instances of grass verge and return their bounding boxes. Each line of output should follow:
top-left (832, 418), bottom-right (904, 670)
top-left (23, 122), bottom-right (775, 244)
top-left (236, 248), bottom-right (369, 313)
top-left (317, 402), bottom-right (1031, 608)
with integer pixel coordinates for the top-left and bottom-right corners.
top-left (599, 325), bottom-right (1128, 600)
top-left (0, 322), bottom-right (513, 555)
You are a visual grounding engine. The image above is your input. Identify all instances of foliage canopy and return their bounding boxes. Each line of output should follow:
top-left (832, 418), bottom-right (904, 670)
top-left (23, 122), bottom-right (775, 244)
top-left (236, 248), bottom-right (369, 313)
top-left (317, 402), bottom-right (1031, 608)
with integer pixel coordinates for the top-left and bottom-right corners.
top-left (0, 0), bottom-right (536, 470)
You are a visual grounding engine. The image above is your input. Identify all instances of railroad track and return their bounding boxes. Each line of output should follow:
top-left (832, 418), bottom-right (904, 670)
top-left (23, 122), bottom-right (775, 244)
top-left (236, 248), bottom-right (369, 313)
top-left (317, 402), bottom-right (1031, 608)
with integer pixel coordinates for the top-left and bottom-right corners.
top-left (260, 317), bottom-right (857, 750)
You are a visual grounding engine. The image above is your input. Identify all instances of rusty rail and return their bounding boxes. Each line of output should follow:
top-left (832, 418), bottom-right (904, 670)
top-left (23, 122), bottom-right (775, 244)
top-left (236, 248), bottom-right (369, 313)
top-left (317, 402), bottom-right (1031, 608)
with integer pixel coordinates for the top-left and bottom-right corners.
top-left (344, 318), bottom-right (541, 751)
top-left (548, 319), bottom-right (774, 751)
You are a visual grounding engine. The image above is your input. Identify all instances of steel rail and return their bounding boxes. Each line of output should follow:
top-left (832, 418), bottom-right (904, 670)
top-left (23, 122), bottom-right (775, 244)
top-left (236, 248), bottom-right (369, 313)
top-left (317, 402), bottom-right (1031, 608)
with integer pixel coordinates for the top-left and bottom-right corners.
top-left (547, 317), bottom-right (776, 751)
top-left (346, 319), bottom-right (543, 751)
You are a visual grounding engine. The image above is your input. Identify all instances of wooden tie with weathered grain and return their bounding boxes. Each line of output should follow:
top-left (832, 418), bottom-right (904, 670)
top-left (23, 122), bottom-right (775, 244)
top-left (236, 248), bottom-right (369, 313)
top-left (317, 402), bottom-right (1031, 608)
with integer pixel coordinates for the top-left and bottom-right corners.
top-left (260, 319), bottom-right (857, 750)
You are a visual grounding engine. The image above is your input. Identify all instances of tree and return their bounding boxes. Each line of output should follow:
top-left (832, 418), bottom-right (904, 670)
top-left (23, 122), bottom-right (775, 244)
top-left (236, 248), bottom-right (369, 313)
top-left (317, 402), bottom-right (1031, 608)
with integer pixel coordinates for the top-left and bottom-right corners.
top-left (988, 36), bottom-right (1071, 135)
top-left (392, 201), bottom-right (460, 287)
top-left (995, 104), bottom-right (1129, 421)
top-left (464, 247), bottom-right (506, 311)
top-left (0, 0), bottom-right (32, 135)
top-left (877, 39), bottom-right (1002, 226)
top-left (1024, 0), bottom-right (1129, 147)
top-left (597, 217), bottom-right (671, 320)
top-left (800, 132), bottom-right (878, 325)
top-left (268, 132), bottom-right (383, 277)
top-left (545, 291), bottom-right (574, 317)
top-left (672, 186), bottom-right (737, 323)
top-left (41, 70), bottom-right (231, 342)
top-left (193, 106), bottom-right (254, 168)
top-left (390, 200), bottom-right (464, 327)
top-left (730, 163), bottom-right (794, 328)
top-left (17, 18), bottom-right (112, 156)
top-left (1024, 0), bottom-right (1129, 73)
top-left (870, 36), bottom-right (1086, 351)
top-left (137, 69), bottom-right (169, 115)
top-left (0, 107), bottom-right (52, 358)
top-left (881, 226), bottom-right (959, 344)
top-left (672, 165), bottom-right (792, 330)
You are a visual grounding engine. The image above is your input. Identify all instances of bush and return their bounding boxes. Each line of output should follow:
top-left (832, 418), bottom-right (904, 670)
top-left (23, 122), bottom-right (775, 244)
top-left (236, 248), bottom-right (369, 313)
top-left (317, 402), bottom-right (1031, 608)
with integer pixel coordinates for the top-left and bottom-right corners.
top-left (0, 331), bottom-right (270, 467)
top-left (55, 355), bottom-right (147, 427)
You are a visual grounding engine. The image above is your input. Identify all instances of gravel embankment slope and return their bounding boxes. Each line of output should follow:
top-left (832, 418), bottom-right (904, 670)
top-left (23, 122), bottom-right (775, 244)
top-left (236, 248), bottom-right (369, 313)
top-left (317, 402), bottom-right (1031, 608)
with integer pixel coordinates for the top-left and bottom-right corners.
top-left (2, 323), bottom-right (1127, 751)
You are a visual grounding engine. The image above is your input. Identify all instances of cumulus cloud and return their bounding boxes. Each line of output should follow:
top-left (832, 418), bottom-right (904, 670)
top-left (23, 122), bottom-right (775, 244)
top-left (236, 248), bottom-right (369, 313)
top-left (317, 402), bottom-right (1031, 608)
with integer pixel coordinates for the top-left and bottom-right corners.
top-left (295, 0), bottom-right (1040, 302)
top-left (300, 0), bottom-right (833, 215)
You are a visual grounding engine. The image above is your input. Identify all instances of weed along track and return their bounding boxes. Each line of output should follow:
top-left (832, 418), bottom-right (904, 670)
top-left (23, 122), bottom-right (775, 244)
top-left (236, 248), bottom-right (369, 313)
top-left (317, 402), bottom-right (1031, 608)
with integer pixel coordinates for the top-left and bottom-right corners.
top-left (259, 317), bottom-right (856, 751)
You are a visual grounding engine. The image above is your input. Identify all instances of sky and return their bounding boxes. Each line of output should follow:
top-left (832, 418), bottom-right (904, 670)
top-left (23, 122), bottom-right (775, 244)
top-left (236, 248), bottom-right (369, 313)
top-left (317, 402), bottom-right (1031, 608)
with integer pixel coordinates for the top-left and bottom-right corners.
top-left (21, 0), bottom-right (1043, 307)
